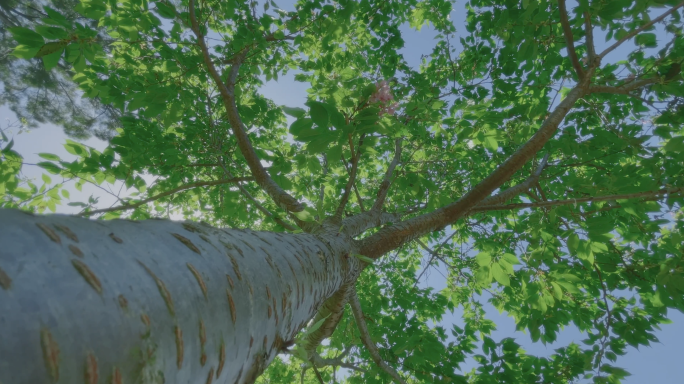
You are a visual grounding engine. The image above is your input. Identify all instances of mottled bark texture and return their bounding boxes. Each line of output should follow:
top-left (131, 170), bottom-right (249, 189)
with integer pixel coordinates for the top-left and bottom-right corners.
top-left (0, 209), bottom-right (360, 384)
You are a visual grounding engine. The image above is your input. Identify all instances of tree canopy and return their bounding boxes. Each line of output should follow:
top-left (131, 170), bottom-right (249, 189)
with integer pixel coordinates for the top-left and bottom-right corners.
top-left (1, 0), bottom-right (684, 383)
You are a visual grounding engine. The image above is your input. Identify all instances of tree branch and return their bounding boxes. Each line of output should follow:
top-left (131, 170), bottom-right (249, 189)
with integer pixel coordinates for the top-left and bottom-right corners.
top-left (188, 0), bottom-right (304, 212)
top-left (312, 365), bottom-right (325, 384)
top-left (372, 153), bottom-right (545, 230)
top-left (301, 282), bottom-right (355, 358)
top-left (558, 0), bottom-right (585, 78)
top-left (78, 177), bottom-right (252, 217)
top-left (598, 1), bottom-right (684, 60)
top-left (414, 232), bottom-right (459, 284)
top-left (372, 138), bottom-right (403, 211)
top-left (349, 288), bottom-right (408, 384)
top-left (318, 154), bottom-right (328, 218)
top-left (470, 187), bottom-right (684, 213)
top-left (476, 154), bottom-right (549, 207)
top-left (588, 77), bottom-right (658, 95)
top-left (358, 73), bottom-right (594, 259)
top-left (309, 351), bottom-right (365, 372)
top-left (583, 12), bottom-right (596, 61)
top-left (333, 135), bottom-right (365, 221)
top-left (341, 211), bottom-right (403, 237)
top-left (353, 183), bottom-right (366, 213)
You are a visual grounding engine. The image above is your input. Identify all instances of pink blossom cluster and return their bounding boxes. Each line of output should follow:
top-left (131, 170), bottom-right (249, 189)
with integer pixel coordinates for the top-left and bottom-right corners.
top-left (369, 80), bottom-right (399, 116)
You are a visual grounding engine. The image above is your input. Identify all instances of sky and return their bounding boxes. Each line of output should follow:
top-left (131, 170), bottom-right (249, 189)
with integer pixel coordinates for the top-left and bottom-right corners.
top-left (1, 0), bottom-right (683, 383)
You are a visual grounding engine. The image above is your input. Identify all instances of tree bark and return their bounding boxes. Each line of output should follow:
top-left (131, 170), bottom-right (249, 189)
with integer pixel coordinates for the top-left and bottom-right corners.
top-left (0, 209), bottom-right (360, 384)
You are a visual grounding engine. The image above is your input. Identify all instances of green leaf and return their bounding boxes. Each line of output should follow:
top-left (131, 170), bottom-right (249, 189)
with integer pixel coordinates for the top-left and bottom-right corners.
top-left (282, 106), bottom-right (306, 118)
top-left (75, 0), bottom-right (107, 19)
top-left (2, 139), bottom-right (15, 153)
top-left (663, 136), bottom-right (684, 152)
top-left (492, 263), bottom-right (510, 286)
top-left (34, 25), bottom-right (68, 40)
top-left (42, 47), bottom-right (63, 70)
top-left (64, 140), bottom-right (87, 156)
top-left (635, 33), bottom-right (657, 48)
top-left (9, 27), bottom-right (44, 47)
top-left (303, 315), bottom-right (330, 336)
top-left (502, 253), bottom-right (519, 264)
top-left (550, 282), bottom-right (564, 301)
top-left (73, 54), bottom-right (86, 71)
top-left (483, 135), bottom-right (498, 151)
top-left (475, 252), bottom-right (491, 266)
top-left (598, 2), bottom-right (624, 20)
top-left (353, 254), bottom-right (375, 264)
top-left (307, 101), bottom-right (329, 128)
top-left (289, 118), bottom-right (314, 137)
top-left (12, 45), bottom-right (41, 59)
top-left (567, 233), bottom-right (579, 255)
top-left (294, 345), bottom-right (309, 362)
top-left (35, 42), bottom-right (67, 59)
top-left (325, 144), bottom-right (343, 162)
top-left (291, 207), bottom-right (318, 222)
top-left (37, 161), bottom-right (61, 174)
top-left (306, 135), bottom-right (336, 153)
top-left (38, 153), bottom-right (61, 161)
top-left (155, 1), bottom-right (177, 19)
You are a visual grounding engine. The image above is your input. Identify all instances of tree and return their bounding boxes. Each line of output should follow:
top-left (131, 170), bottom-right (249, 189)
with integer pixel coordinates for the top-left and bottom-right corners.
top-left (1, 0), bottom-right (684, 383)
top-left (0, 0), bottom-right (120, 139)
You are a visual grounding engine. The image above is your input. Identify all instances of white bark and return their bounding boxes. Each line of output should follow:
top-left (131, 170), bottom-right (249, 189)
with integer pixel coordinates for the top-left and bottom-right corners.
top-left (0, 209), bottom-right (359, 384)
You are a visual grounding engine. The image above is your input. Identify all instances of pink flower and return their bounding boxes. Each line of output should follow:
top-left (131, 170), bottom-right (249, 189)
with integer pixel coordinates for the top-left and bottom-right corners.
top-left (369, 80), bottom-right (398, 116)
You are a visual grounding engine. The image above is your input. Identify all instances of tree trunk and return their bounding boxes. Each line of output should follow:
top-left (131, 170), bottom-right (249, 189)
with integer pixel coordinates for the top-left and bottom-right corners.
top-left (0, 209), bottom-right (358, 384)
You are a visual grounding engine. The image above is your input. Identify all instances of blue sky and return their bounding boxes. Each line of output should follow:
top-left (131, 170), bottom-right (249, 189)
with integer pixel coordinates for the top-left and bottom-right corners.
top-left (1, 0), bottom-right (683, 382)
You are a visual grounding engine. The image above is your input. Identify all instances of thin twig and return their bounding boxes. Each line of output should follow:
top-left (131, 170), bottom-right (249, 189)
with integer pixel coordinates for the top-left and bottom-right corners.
top-left (476, 154), bottom-right (549, 207)
top-left (598, 1), bottom-right (684, 59)
top-left (588, 77), bottom-right (658, 95)
top-left (349, 288), bottom-right (408, 384)
top-left (78, 177), bottom-right (251, 216)
top-left (472, 187), bottom-right (684, 213)
top-left (309, 351), bottom-right (365, 372)
top-left (372, 138), bottom-right (403, 211)
top-left (311, 364), bottom-right (325, 384)
top-left (333, 135), bottom-right (365, 221)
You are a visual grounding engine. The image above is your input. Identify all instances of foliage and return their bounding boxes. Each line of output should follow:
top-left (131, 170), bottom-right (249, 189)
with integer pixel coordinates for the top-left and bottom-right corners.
top-left (0, 0), bottom-right (120, 139)
top-left (2, 0), bottom-right (684, 383)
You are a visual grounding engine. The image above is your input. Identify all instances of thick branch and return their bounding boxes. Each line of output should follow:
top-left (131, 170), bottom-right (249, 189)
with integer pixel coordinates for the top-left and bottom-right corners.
top-left (588, 77), bottom-right (658, 95)
top-left (358, 75), bottom-right (593, 258)
top-left (349, 289), bottom-right (408, 384)
top-left (188, 0), bottom-right (304, 212)
top-left (583, 12), bottom-right (596, 61)
top-left (558, 0), bottom-right (585, 78)
top-left (345, 153), bottom-right (546, 242)
top-left (78, 177), bottom-right (252, 216)
top-left (341, 211), bottom-right (403, 237)
top-left (372, 138), bottom-right (403, 211)
top-left (471, 187), bottom-right (684, 213)
top-left (301, 282), bottom-right (354, 358)
top-left (598, 1), bottom-right (684, 59)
